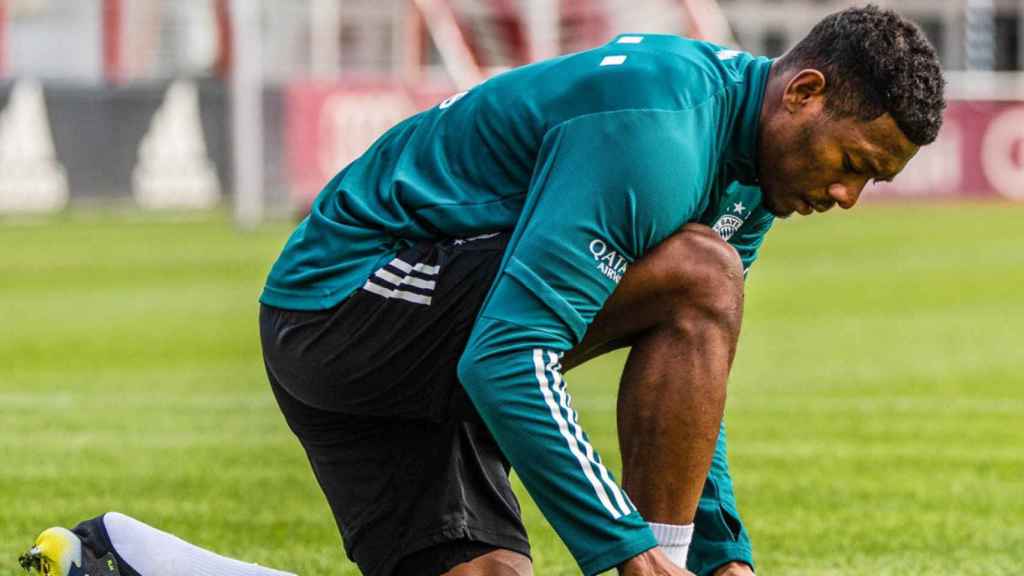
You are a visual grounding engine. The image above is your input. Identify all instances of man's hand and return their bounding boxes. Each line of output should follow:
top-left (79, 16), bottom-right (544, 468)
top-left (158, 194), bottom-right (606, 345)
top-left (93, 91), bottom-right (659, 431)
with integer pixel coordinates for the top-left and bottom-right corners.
top-left (712, 561), bottom-right (755, 576)
top-left (619, 549), bottom-right (696, 576)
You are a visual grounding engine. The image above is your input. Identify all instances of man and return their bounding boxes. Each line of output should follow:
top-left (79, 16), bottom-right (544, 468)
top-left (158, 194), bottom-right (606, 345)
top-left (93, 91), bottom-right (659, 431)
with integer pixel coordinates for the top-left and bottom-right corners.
top-left (21, 5), bottom-right (944, 576)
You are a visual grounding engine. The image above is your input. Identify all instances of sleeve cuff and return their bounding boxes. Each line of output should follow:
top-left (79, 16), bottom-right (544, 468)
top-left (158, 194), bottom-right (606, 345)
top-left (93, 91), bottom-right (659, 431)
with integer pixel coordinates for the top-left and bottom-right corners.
top-left (690, 541), bottom-right (754, 576)
top-left (579, 530), bottom-right (658, 576)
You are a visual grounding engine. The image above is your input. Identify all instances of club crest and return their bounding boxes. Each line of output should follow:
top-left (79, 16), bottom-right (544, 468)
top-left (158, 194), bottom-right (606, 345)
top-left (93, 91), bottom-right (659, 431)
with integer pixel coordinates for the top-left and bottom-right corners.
top-left (712, 214), bottom-right (744, 241)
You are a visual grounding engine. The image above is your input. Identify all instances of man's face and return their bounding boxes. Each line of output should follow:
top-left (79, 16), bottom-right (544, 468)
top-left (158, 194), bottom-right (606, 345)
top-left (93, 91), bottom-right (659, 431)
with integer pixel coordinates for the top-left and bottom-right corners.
top-left (758, 71), bottom-right (920, 218)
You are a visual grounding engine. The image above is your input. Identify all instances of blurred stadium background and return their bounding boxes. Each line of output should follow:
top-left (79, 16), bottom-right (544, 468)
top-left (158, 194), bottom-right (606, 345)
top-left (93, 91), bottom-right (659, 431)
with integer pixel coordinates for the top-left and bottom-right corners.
top-left (1, 0), bottom-right (1022, 574)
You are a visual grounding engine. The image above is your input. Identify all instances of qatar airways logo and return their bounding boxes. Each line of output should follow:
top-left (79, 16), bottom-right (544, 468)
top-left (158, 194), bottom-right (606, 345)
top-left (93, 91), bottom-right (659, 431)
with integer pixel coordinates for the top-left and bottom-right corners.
top-left (589, 239), bottom-right (629, 284)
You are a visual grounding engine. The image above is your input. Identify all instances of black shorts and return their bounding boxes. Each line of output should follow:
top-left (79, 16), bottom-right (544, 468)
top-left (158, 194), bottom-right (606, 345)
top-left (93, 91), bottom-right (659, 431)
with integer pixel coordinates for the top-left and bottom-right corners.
top-left (259, 233), bottom-right (530, 576)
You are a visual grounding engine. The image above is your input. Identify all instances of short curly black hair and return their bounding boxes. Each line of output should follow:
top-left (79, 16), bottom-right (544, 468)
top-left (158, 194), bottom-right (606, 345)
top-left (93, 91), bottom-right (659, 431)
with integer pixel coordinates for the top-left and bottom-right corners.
top-left (778, 4), bottom-right (946, 146)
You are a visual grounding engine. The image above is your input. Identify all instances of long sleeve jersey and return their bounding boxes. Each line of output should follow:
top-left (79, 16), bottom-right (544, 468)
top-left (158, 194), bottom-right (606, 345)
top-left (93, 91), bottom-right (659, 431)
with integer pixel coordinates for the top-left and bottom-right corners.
top-left (261, 34), bottom-right (775, 575)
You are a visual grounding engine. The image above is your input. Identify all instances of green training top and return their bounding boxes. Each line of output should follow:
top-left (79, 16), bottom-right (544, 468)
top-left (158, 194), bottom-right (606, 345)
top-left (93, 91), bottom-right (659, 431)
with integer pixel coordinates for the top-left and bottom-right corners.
top-left (262, 34), bottom-right (774, 576)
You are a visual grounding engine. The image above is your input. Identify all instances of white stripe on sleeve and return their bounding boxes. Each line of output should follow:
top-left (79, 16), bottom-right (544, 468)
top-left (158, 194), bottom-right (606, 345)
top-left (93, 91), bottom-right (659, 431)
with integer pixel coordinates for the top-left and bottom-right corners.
top-left (547, 351), bottom-right (633, 516)
top-left (533, 348), bottom-right (622, 519)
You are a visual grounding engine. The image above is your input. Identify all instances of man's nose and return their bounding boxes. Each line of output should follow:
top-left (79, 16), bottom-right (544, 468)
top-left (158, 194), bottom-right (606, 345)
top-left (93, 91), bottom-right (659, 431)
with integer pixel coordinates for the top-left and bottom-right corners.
top-left (828, 181), bottom-right (864, 209)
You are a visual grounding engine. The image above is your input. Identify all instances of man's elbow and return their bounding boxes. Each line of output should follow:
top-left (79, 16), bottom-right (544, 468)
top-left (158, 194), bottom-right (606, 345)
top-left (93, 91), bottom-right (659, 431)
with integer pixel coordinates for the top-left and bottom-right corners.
top-left (456, 353), bottom-right (497, 409)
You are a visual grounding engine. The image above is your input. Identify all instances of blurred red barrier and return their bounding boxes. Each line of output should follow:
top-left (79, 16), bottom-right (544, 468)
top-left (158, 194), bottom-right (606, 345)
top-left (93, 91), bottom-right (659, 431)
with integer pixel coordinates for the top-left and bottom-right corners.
top-left (870, 101), bottom-right (1024, 201)
top-left (285, 82), bottom-right (451, 208)
top-left (286, 90), bottom-right (1024, 207)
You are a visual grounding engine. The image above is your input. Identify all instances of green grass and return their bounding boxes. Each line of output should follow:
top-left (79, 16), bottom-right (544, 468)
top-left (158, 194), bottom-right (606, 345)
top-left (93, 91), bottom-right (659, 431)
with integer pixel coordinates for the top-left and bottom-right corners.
top-left (1, 204), bottom-right (1022, 575)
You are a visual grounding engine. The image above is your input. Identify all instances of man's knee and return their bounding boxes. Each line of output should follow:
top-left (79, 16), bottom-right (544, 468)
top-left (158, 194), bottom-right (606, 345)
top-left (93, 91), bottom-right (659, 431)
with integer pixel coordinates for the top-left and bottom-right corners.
top-left (568, 224), bottom-right (744, 369)
top-left (646, 224), bottom-right (744, 337)
top-left (443, 549), bottom-right (533, 576)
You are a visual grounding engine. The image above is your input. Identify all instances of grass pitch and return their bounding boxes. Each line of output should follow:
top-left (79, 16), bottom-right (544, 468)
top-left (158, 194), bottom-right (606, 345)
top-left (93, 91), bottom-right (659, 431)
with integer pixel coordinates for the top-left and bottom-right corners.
top-left (1, 204), bottom-right (1022, 575)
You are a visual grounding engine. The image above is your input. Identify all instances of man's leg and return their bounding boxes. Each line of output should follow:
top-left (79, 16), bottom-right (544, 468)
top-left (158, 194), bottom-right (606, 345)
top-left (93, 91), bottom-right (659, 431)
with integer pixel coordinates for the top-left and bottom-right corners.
top-left (98, 512), bottom-right (296, 576)
top-left (444, 549), bottom-right (533, 576)
top-left (564, 224), bottom-right (744, 550)
top-left (394, 539), bottom-right (532, 576)
top-left (20, 512), bottom-right (296, 576)
top-left (262, 234), bottom-right (532, 576)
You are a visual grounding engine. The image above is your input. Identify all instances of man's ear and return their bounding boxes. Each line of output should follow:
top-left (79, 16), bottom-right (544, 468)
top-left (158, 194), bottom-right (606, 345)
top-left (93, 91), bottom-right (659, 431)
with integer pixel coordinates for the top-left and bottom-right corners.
top-left (782, 69), bottom-right (826, 113)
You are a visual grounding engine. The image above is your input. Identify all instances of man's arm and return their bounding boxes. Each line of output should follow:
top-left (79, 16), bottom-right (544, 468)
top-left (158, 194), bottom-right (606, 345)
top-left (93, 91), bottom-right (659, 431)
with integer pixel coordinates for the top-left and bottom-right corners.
top-left (458, 111), bottom-right (710, 575)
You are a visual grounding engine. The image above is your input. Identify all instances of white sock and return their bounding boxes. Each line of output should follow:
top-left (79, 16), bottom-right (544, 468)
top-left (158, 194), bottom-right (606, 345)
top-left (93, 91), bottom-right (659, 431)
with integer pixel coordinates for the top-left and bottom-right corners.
top-left (102, 512), bottom-right (296, 576)
top-left (649, 522), bottom-right (694, 570)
